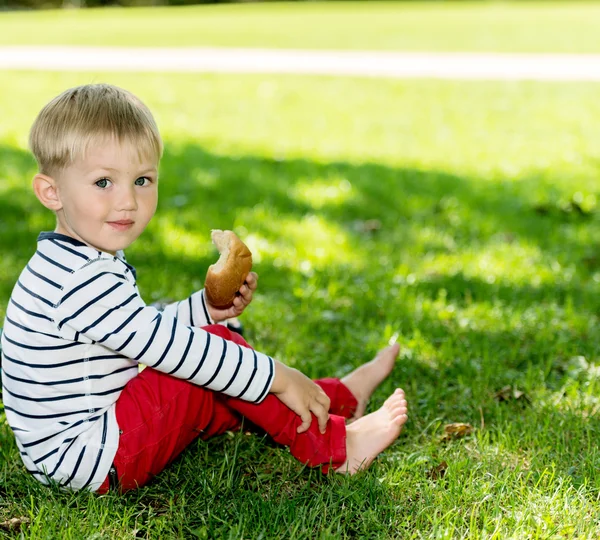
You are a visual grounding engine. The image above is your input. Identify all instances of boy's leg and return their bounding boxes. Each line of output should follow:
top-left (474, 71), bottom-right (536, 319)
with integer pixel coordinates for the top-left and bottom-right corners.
top-left (225, 344), bottom-right (405, 472)
top-left (229, 387), bottom-right (409, 475)
top-left (203, 325), bottom-right (408, 474)
top-left (314, 378), bottom-right (357, 419)
top-left (195, 325), bottom-right (359, 472)
top-left (102, 367), bottom-right (241, 493)
top-left (98, 328), bottom-right (247, 493)
top-left (227, 393), bottom-right (348, 472)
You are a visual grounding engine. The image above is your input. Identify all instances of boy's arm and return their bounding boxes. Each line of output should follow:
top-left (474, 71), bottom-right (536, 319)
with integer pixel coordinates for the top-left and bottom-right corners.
top-left (159, 271), bottom-right (258, 327)
top-left (54, 258), bottom-right (273, 403)
top-left (160, 290), bottom-right (217, 328)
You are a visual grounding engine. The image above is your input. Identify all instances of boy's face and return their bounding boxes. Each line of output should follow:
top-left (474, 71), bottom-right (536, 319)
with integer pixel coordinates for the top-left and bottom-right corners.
top-left (53, 139), bottom-right (158, 255)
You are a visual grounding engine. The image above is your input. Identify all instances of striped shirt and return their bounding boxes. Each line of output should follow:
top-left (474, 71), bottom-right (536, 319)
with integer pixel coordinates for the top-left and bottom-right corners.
top-left (0, 232), bottom-right (274, 491)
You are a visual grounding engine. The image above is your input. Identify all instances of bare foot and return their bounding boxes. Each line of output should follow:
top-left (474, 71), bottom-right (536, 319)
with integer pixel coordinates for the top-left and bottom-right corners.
top-left (341, 343), bottom-right (400, 420)
top-left (336, 389), bottom-right (408, 475)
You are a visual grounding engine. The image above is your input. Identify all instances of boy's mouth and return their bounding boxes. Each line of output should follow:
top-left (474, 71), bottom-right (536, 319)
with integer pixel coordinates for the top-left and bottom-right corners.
top-left (107, 219), bottom-right (135, 231)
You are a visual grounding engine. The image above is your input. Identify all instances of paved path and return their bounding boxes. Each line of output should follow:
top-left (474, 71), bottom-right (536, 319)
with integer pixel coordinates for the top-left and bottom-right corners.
top-left (2, 46), bottom-right (600, 81)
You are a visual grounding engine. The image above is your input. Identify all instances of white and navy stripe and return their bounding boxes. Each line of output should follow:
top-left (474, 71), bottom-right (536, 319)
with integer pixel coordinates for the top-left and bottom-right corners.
top-left (1, 232), bottom-right (274, 491)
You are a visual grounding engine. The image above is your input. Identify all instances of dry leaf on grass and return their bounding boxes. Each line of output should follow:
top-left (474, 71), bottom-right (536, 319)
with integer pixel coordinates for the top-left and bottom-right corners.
top-left (427, 461), bottom-right (448, 480)
top-left (494, 385), bottom-right (531, 403)
top-left (0, 517), bottom-right (30, 532)
top-left (440, 422), bottom-right (474, 442)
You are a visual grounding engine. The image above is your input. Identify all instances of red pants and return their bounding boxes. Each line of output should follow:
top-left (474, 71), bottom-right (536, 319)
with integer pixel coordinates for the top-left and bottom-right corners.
top-left (98, 325), bottom-right (357, 493)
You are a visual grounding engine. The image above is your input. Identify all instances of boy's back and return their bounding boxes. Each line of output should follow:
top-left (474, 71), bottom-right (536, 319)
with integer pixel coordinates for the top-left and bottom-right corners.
top-left (2, 232), bottom-right (137, 490)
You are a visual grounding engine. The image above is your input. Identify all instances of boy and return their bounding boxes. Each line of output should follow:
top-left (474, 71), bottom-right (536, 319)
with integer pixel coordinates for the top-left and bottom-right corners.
top-left (0, 84), bottom-right (408, 493)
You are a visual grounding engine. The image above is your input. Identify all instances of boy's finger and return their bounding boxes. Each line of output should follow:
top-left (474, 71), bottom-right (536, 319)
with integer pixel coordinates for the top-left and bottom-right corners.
top-left (296, 411), bottom-right (312, 433)
top-left (318, 393), bottom-right (331, 412)
top-left (245, 272), bottom-right (258, 289)
top-left (313, 404), bottom-right (329, 434)
top-left (241, 287), bottom-right (253, 302)
top-left (238, 283), bottom-right (254, 301)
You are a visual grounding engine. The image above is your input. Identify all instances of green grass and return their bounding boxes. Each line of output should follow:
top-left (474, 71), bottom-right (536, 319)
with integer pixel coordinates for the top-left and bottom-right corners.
top-left (2, 1), bottom-right (600, 53)
top-left (1, 70), bottom-right (600, 537)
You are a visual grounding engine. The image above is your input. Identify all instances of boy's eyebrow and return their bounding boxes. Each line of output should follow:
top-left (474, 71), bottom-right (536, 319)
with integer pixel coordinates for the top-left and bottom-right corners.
top-left (137, 167), bottom-right (158, 175)
top-left (98, 166), bottom-right (158, 174)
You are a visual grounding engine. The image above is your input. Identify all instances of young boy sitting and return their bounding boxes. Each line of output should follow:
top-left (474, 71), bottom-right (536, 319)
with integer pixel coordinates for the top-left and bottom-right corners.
top-left (0, 84), bottom-right (408, 493)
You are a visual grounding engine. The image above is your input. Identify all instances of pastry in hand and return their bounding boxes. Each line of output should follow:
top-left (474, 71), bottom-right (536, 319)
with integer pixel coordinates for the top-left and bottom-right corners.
top-left (204, 229), bottom-right (253, 309)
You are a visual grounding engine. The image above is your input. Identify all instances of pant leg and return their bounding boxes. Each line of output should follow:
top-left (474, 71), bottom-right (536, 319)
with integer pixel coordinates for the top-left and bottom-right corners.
top-left (225, 376), bottom-right (358, 472)
top-left (202, 326), bottom-right (358, 472)
top-left (315, 378), bottom-right (358, 419)
top-left (110, 367), bottom-right (243, 492)
top-left (97, 331), bottom-right (243, 493)
top-left (226, 393), bottom-right (347, 473)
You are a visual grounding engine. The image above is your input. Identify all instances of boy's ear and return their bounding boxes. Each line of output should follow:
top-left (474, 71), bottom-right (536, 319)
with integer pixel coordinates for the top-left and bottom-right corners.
top-left (33, 173), bottom-right (63, 211)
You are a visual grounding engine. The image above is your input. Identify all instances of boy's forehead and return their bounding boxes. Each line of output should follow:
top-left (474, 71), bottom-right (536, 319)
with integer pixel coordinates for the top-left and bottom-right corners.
top-left (76, 138), bottom-right (158, 171)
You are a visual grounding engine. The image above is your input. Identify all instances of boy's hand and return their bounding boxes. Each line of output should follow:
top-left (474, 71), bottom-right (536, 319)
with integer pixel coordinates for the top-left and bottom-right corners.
top-left (270, 361), bottom-right (331, 434)
top-left (206, 272), bottom-right (258, 323)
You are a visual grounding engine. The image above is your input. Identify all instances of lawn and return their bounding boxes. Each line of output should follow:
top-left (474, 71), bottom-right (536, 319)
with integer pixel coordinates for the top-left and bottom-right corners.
top-left (1, 68), bottom-right (599, 538)
top-left (1, 1), bottom-right (600, 53)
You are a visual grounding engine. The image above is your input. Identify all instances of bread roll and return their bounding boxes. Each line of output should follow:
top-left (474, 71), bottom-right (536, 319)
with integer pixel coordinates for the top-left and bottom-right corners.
top-left (204, 230), bottom-right (253, 308)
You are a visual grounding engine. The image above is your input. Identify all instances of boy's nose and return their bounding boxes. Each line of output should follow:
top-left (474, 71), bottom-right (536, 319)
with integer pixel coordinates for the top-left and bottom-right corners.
top-left (117, 187), bottom-right (138, 211)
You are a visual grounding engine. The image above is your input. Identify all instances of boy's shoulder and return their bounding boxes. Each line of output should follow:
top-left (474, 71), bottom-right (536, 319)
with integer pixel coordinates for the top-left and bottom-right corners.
top-left (30, 232), bottom-right (137, 291)
top-left (36, 232), bottom-right (132, 269)
top-left (37, 231), bottom-right (106, 268)
top-left (5, 233), bottom-right (136, 346)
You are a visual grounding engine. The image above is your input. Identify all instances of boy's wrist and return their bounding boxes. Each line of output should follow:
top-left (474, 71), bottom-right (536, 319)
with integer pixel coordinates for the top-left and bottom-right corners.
top-left (270, 360), bottom-right (289, 394)
top-left (206, 308), bottom-right (232, 325)
top-left (202, 290), bottom-right (226, 323)
top-left (206, 303), bottom-right (222, 323)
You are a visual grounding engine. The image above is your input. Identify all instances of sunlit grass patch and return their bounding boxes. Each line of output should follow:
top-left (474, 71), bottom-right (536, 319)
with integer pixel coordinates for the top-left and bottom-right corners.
top-left (290, 177), bottom-right (354, 210)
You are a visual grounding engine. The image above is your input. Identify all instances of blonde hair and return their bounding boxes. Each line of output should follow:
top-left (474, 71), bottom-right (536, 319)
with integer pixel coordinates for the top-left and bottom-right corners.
top-left (29, 84), bottom-right (163, 175)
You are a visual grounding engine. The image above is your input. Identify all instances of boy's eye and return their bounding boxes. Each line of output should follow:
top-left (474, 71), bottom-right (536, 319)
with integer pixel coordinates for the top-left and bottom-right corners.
top-left (95, 178), bottom-right (111, 188)
top-left (134, 177), bottom-right (151, 186)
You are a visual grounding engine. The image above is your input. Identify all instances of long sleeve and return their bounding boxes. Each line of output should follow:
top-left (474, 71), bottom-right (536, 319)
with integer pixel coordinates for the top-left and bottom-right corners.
top-left (53, 257), bottom-right (274, 403)
top-left (161, 289), bottom-right (216, 328)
